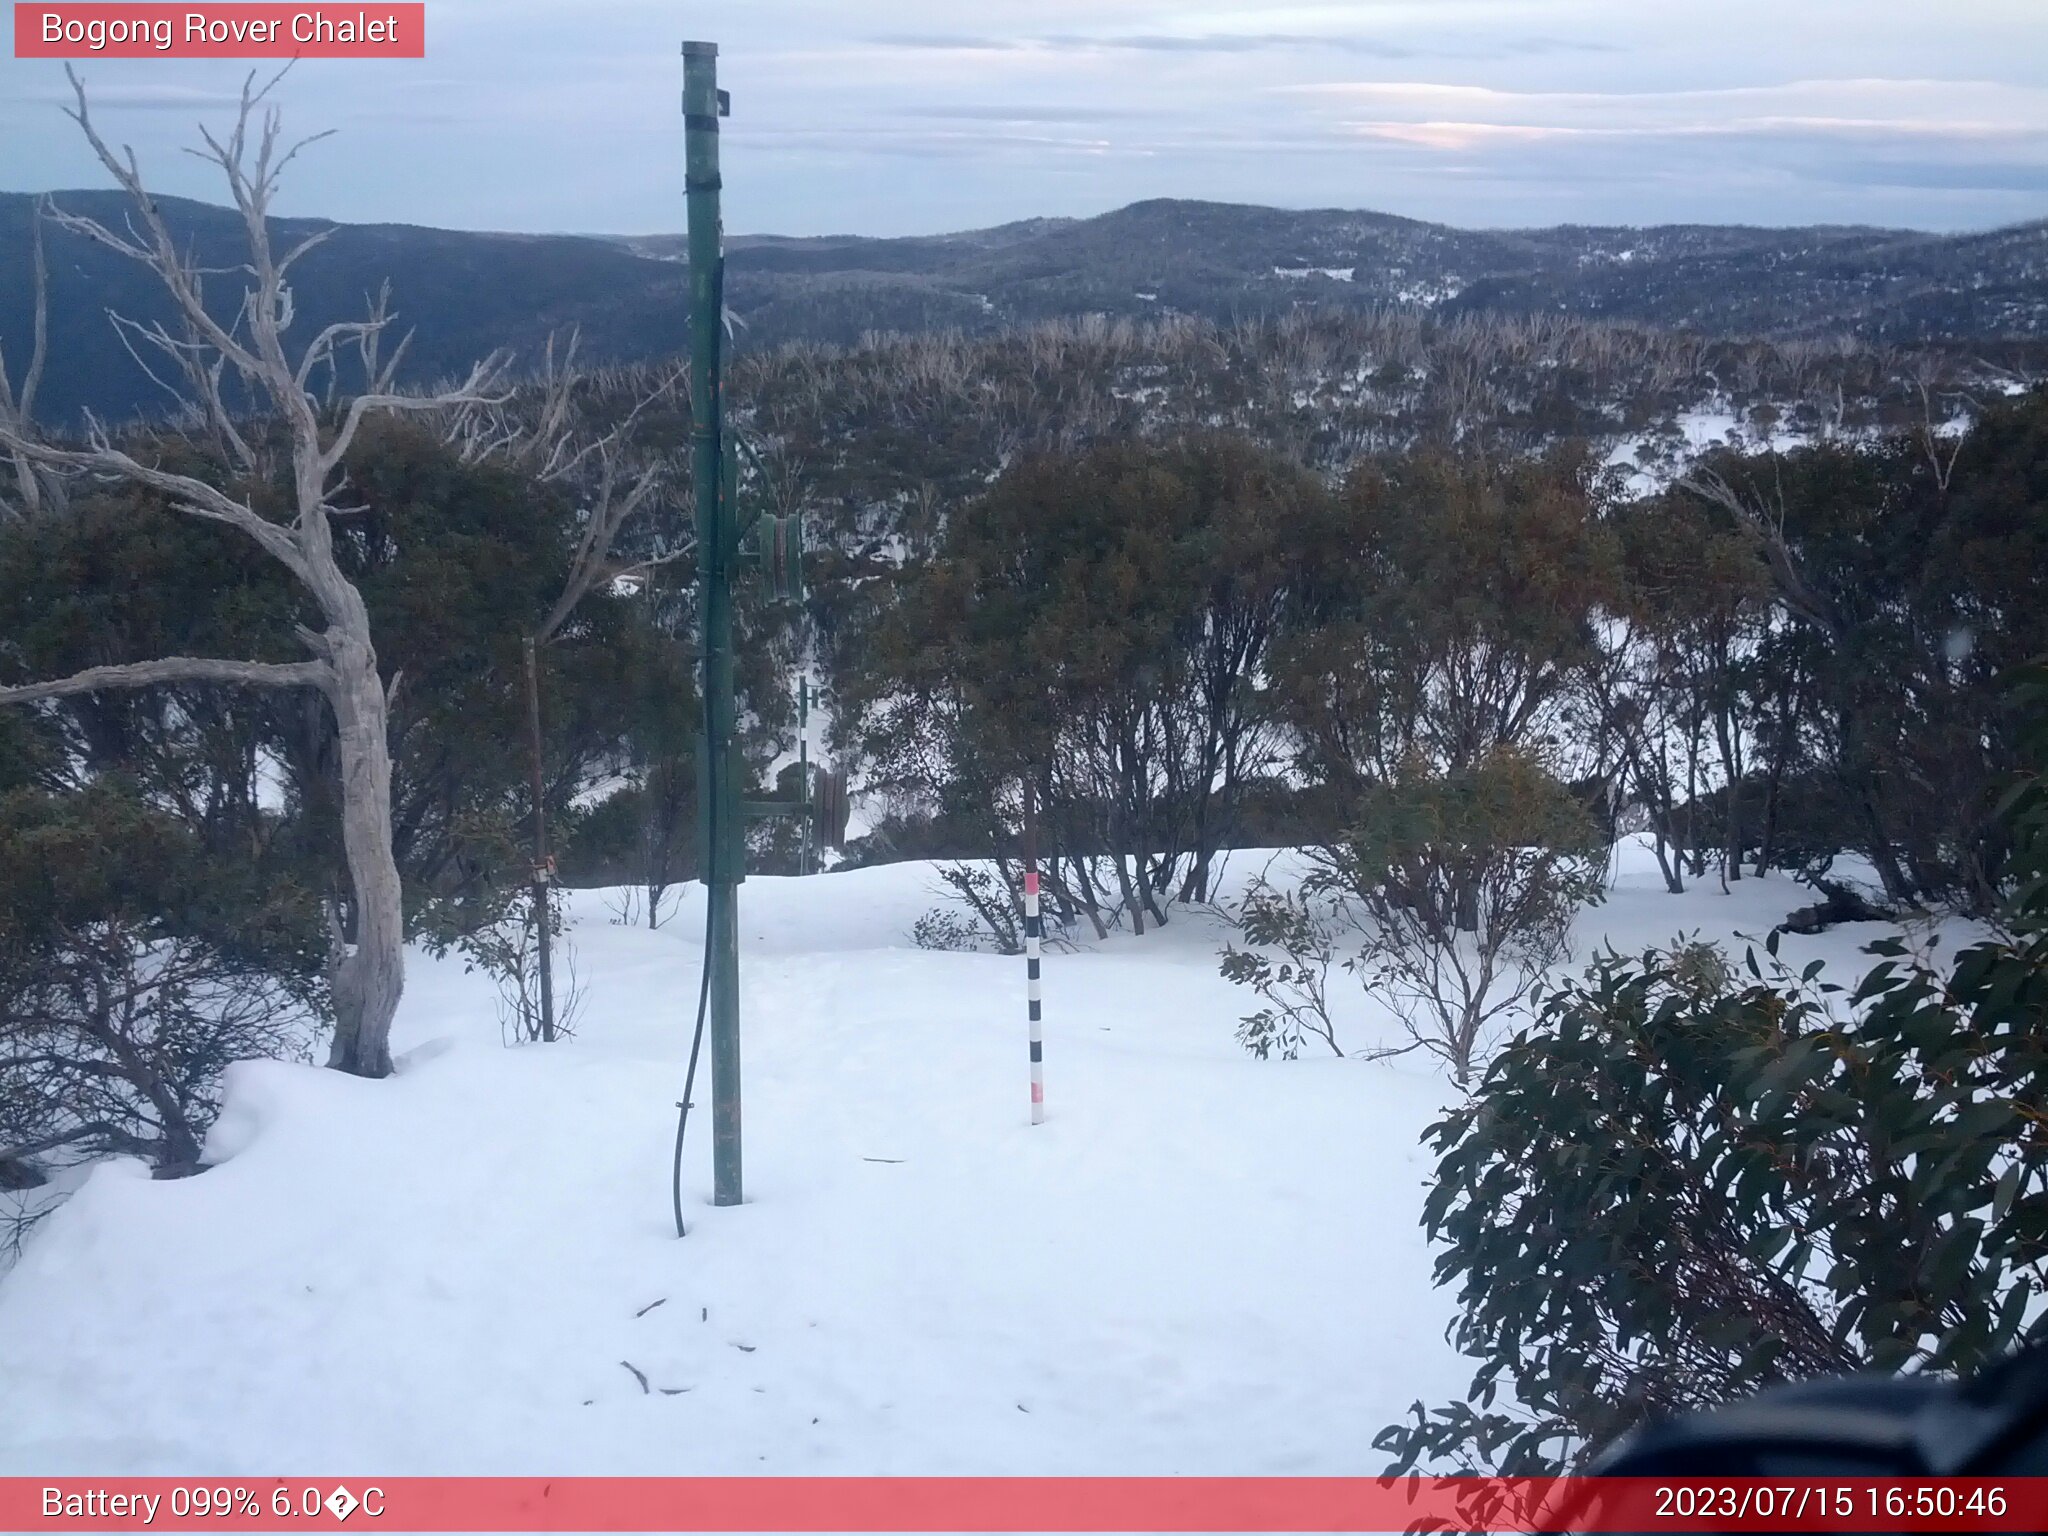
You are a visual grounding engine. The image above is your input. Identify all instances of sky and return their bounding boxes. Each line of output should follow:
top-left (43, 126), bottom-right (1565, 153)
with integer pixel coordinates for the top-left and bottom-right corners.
top-left (2, 0), bottom-right (2046, 237)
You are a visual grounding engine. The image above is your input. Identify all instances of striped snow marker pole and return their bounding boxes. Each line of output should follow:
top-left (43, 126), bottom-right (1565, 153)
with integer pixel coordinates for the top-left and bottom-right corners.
top-left (1024, 776), bottom-right (1045, 1125)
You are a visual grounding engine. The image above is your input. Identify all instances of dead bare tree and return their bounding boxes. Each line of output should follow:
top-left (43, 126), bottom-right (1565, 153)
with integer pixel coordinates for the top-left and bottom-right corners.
top-left (448, 330), bottom-right (688, 645)
top-left (1679, 464), bottom-right (1842, 642)
top-left (1905, 352), bottom-right (1967, 494)
top-left (0, 198), bottom-right (55, 518)
top-left (0, 67), bottom-right (509, 1078)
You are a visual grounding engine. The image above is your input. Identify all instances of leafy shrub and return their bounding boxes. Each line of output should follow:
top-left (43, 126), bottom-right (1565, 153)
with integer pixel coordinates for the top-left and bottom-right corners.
top-left (908, 864), bottom-right (1023, 955)
top-left (1379, 671), bottom-right (2048, 1473)
top-left (422, 882), bottom-right (583, 1045)
top-left (1224, 752), bottom-right (1604, 1080)
top-left (1220, 879), bottom-right (1344, 1060)
top-left (910, 907), bottom-right (990, 954)
top-left (0, 782), bottom-right (325, 1180)
top-left (1326, 751), bottom-right (1605, 1086)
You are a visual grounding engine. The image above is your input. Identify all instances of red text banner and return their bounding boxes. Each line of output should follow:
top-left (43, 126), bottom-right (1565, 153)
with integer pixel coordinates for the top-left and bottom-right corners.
top-left (5, 1476), bottom-right (2048, 1532)
top-left (14, 4), bottom-right (425, 58)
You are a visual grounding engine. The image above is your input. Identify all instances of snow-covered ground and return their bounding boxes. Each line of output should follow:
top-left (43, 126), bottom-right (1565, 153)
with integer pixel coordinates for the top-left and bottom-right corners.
top-left (0, 841), bottom-right (1948, 1476)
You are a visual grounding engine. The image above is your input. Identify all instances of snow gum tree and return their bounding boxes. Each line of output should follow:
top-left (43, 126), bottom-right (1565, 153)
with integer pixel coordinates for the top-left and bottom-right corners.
top-left (0, 70), bottom-right (508, 1077)
top-left (849, 434), bottom-right (1332, 937)
top-left (1271, 447), bottom-right (1619, 794)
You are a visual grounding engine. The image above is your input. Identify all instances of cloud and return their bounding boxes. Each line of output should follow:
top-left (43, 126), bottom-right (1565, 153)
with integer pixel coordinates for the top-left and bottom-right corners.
top-left (864, 31), bottom-right (1615, 60)
top-left (1829, 159), bottom-right (2048, 194)
top-left (744, 126), bottom-right (1124, 160)
top-left (1281, 77), bottom-right (2048, 119)
top-left (1047, 33), bottom-right (1418, 56)
top-left (1335, 117), bottom-right (2048, 150)
top-left (16, 83), bottom-right (245, 110)
top-left (1279, 78), bottom-right (2048, 151)
top-left (864, 33), bottom-right (1020, 51)
top-left (898, 103), bottom-right (1163, 123)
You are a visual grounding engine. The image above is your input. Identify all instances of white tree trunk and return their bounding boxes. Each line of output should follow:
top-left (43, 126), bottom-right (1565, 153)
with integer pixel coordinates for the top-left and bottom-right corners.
top-left (325, 635), bottom-right (404, 1077)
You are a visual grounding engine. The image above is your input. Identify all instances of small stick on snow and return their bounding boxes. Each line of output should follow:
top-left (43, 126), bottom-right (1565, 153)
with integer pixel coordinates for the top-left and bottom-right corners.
top-left (635, 1297), bottom-right (668, 1318)
top-left (861, 1157), bottom-right (905, 1164)
top-left (619, 1360), bottom-right (650, 1394)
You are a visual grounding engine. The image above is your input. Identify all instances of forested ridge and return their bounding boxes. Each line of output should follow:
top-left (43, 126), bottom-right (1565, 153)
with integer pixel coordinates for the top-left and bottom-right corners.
top-left (6, 188), bottom-right (2046, 425)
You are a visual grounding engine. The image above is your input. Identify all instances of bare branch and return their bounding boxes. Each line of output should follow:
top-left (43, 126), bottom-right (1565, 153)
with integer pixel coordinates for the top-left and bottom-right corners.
top-left (0, 656), bottom-right (332, 707)
top-left (5, 67), bottom-right (504, 1080)
top-left (106, 310), bottom-right (201, 409)
top-left (321, 351), bottom-right (512, 475)
top-left (0, 1124), bottom-right (127, 1166)
top-left (18, 198), bottom-right (49, 420)
top-left (39, 200), bottom-right (152, 264)
top-left (536, 459), bottom-right (671, 644)
top-left (607, 545), bottom-right (694, 584)
top-left (1678, 467), bottom-right (1840, 640)
top-left (0, 423), bottom-right (308, 577)
top-left (0, 199), bottom-right (53, 516)
top-left (356, 281), bottom-right (393, 389)
top-left (295, 315), bottom-right (389, 392)
top-left (276, 221), bottom-right (335, 278)
top-left (56, 67), bottom-right (271, 382)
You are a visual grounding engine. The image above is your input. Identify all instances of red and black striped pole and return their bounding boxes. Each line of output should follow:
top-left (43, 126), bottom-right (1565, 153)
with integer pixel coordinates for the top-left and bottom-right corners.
top-left (1023, 774), bottom-right (1045, 1125)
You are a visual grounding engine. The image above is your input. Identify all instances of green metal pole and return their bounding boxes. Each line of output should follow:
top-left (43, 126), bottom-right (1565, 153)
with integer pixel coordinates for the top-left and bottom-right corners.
top-left (684, 39), bottom-right (742, 1208)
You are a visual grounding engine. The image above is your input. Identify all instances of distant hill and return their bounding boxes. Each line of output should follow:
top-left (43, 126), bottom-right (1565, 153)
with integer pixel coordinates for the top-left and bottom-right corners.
top-left (0, 191), bottom-right (693, 428)
top-left (4, 191), bottom-right (2044, 426)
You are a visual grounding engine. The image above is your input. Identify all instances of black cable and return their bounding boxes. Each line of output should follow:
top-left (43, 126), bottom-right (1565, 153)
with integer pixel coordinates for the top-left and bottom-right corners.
top-left (673, 596), bottom-right (718, 1238)
top-left (674, 492), bottom-right (719, 1238)
top-left (671, 881), bottom-right (714, 1237)
top-left (674, 243), bottom-right (726, 1239)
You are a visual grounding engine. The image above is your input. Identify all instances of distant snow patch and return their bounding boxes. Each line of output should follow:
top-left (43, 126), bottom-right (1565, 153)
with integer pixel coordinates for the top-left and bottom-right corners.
top-left (1393, 280), bottom-right (1463, 306)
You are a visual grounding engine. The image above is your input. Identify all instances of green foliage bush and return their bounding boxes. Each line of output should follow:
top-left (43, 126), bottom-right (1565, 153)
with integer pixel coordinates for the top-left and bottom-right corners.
top-left (1378, 669), bottom-right (2048, 1474)
top-left (0, 781), bottom-right (325, 1177)
top-left (1220, 878), bottom-right (1343, 1061)
top-left (1224, 750), bottom-right (1605, 1081)
top-left (849, 432), bottom-right (1334, 930)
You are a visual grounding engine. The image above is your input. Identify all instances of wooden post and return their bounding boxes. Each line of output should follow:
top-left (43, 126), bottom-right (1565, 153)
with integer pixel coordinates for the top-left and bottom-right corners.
top-left (799, 677), bottom-right (812, 877)
top-left (524, 635), bottom-right (556, 1044)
